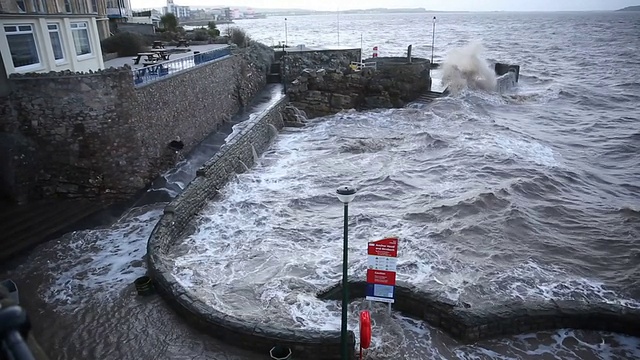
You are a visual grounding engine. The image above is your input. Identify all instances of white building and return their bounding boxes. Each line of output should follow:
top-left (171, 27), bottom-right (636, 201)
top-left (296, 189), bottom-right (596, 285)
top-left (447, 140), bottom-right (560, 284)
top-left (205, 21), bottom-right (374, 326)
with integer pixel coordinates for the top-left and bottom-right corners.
top-left (130, 9), bottom-right (161, 27)
top-left (162, 0), bottom-right (189, 19)
top-left (0, 0), bottom-right (106, 75)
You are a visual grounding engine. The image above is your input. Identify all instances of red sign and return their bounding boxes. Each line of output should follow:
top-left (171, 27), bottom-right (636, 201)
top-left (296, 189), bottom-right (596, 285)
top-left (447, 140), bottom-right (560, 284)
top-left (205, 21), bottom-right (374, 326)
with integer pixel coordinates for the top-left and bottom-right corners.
top-left (367, 237), bottom-right (398, 258)
top-left (366, 269), bottom-right (396, 286)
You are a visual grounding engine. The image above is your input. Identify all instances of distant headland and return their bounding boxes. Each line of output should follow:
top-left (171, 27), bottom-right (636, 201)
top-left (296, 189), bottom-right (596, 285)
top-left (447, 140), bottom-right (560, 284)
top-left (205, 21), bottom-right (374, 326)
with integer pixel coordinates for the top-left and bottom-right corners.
top-left (617, 5), bottom-right (640, 11)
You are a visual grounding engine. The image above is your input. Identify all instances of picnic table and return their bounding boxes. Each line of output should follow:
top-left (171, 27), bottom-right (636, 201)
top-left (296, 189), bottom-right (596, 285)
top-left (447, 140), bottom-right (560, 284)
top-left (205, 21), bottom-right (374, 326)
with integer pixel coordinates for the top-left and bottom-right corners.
top-left (133, 52), bottom-right (159, 65)
top-left (176, 38), bottom-right (190, 48)
top-left (152, 41), bottom-right (165, 49)
top-left (149, 49), bottom-right (170, 60)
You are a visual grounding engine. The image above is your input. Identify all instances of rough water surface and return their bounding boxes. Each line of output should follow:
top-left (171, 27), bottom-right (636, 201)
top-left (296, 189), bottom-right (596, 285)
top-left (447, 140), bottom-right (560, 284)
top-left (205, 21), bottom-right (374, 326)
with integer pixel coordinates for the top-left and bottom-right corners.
top-left (1, 11), bottom-right (639, 360)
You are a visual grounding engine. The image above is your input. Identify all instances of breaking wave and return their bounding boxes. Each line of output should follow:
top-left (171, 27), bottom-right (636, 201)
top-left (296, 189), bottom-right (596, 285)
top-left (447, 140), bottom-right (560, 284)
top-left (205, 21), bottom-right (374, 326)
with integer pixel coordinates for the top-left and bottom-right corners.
top-left (442, 42), bottom-right (497, 95)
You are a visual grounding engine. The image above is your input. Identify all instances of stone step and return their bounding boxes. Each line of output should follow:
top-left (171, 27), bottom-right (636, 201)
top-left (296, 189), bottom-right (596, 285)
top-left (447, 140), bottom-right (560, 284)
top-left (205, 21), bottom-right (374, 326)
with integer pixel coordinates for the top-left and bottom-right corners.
top-left (267, 73), bottom-right (282, 84)
top-left (0, 200), bottom-right (105, 261)
top-left (270, 62), bottom-right (281, 74)
top-left (416, 90), bottom-right (449, 103)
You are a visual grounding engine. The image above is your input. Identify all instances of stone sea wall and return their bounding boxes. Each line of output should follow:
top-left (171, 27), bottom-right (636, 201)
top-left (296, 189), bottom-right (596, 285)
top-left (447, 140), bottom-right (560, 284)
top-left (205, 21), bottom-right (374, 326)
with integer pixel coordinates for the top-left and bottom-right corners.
top-left (146, 96), bottom-right (355, 360)
top-left (282, 48), bottom-right (362, 84)
top-left (287, 57), bottom-right (431, 118)
top-left (318, 280), bottom-right (640, 342)
top-left (0, 44), bottom-right (272, 203)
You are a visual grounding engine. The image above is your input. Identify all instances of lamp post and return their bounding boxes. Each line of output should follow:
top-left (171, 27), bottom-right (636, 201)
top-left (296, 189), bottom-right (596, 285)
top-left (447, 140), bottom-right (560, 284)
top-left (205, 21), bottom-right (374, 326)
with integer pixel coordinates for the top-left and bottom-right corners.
top-left (336, 185), bottom-right (357, 360)
top-left (431, 16), bottom-right (436, 66)
top-left (284, 17), bottom-right (288, 47)
top-left (337, 8), bottom-right (340, 46)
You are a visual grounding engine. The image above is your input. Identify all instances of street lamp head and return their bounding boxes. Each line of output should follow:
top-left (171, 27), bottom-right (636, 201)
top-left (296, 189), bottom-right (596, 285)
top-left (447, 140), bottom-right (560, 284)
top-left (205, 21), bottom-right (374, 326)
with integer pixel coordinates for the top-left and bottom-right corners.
top-left (336, 186), bottom-right (357, 204)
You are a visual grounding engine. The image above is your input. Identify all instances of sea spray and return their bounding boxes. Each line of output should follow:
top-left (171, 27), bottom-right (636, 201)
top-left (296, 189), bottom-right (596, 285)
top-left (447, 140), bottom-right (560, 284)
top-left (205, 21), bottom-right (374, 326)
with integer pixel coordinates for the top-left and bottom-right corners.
top-left (442, 42), bottom-right (497, 94)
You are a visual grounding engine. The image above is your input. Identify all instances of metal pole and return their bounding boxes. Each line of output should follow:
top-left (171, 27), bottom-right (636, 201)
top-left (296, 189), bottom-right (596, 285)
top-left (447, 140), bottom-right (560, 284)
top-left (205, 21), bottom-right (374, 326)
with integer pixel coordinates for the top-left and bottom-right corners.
top-left (336, 185), bottom-right (355, 360)
top-left (337, 8), bottom-right (340, 46)
top-left (284, 17), bottom-right (288, 47)
top-left (282, 44), bottom-right (286, 94)
top-left (341, 202), bottom-right (349, 360)
top-left (431, 16), bottom-right (436, 66)
top-left (360, 34), bottom-right (363, 63)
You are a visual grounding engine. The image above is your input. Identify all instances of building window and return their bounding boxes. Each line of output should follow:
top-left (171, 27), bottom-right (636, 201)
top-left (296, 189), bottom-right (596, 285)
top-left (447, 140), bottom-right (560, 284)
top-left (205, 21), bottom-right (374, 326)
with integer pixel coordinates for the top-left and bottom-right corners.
top-left (15, 0), bottom-right (26, 12)
top-left (47, 23), bottom-right (65, 62)
top-left (64, 0), bottom-right (71, 12)
top-left (70, 22), bottom-right (91, 56)
top-left (91, 0), bottom-right (98, 12)
top-left (34, 0), bottom-right (45, 12)
top-left (4, 24), bottom-right (40, 69)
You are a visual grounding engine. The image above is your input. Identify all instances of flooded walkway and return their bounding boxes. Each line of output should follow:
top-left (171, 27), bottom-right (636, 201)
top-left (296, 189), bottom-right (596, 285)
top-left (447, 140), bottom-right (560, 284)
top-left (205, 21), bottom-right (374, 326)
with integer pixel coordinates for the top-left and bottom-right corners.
top-left (0, 85), bottom-right (283, 360)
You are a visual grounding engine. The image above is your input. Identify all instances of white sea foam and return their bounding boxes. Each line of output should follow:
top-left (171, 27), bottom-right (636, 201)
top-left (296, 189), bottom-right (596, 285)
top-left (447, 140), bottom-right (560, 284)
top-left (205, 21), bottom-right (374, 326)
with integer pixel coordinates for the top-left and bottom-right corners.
top-left (43, 205), bottom-right (164, 308)
top-left (442, 42), bottom-right (497, 95)
top-left (494, 136), bottom-right (559, 167)
top-left (486, 260), bottom-right (640, 308)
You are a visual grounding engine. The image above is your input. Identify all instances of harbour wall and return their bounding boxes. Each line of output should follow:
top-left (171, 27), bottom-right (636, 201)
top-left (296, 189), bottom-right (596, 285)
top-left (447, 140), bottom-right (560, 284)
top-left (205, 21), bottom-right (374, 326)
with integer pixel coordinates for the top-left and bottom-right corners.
top-left (281, 48), bottom-right (362, 84)
top-left (287, 56), bottom-right (431, 118)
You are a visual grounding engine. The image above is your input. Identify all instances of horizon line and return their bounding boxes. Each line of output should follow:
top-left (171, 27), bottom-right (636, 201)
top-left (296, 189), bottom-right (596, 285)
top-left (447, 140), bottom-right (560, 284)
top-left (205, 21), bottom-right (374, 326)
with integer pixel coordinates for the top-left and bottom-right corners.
top-left (131, 7), bottom-right (628, 13)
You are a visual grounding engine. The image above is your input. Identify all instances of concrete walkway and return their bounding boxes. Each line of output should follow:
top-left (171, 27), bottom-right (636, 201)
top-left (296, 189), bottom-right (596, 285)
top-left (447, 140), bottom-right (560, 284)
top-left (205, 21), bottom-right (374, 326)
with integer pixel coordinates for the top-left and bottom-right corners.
top-left (103, 44), bottom-right (229, 70)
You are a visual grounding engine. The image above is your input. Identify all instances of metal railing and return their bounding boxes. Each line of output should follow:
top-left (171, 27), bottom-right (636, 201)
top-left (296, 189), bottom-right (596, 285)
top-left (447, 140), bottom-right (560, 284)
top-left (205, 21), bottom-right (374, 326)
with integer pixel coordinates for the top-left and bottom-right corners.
top-left (349, 61), bottom-right (377, 71)
top-left (132, 46), bottom-right (231, 87)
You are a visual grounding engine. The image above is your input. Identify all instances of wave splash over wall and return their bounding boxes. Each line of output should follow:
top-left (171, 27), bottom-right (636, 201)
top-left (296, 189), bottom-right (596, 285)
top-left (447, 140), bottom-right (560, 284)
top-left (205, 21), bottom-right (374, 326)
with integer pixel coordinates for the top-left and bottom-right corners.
top-left (442, 42), bottom-right (497, 94)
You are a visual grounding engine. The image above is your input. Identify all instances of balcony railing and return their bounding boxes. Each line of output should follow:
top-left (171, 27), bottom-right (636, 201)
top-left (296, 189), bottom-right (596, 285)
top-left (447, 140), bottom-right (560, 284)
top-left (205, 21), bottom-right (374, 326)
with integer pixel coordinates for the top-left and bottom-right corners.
top-left (132, 46), bottom-right (232, 87)
top-left (107, 7), bottom-right (129, 17)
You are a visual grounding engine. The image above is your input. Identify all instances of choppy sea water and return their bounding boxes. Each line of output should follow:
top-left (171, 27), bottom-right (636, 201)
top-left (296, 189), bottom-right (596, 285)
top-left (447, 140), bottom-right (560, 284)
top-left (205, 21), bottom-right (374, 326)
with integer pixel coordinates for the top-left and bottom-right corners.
top-left (2, 11), bottom-right (639, 360)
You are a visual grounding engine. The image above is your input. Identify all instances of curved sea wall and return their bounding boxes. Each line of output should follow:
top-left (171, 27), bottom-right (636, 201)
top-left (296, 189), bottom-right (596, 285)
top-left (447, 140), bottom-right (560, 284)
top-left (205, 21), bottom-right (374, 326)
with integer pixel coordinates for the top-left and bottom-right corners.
top-left (146, 96), bottom-right (356, 360)
top-left (318, 280), bottom-right (640, 342)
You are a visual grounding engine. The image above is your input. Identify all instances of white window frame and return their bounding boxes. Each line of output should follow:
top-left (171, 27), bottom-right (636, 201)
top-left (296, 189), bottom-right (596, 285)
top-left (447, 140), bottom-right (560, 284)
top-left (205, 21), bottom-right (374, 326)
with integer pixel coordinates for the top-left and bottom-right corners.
top-left (3, 23), bottom-right (42, 71)
top-left (70, 21), bottom-right (93, 59)
top-left (47, 23), bottom-right (66, 64)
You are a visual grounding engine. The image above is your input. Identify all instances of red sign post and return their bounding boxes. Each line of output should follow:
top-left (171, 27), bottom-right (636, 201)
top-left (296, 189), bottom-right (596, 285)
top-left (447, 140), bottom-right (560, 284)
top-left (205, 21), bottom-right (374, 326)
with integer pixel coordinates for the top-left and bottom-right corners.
top-left (366, 269), bottom-right (396, 286)
top-left (367, 237), bottom-right (398, 257)
top-left (366, 237), bottom-right (399, 305)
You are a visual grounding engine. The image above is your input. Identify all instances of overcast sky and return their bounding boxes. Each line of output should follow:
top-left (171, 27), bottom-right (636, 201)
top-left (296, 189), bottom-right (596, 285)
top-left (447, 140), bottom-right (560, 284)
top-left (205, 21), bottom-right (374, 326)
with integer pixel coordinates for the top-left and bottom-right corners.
top-left (132, 0), bottom-right (638, 11)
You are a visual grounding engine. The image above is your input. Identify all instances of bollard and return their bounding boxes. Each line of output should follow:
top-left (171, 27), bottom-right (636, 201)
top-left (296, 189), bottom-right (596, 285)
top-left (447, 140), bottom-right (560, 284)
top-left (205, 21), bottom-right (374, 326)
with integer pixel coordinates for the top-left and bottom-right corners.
top-left (1, 279), bottom-right (19, 305)
top-left (134, 276), bottom-right (154, 296)
top-left (269, 345), bottom-right (292, 360)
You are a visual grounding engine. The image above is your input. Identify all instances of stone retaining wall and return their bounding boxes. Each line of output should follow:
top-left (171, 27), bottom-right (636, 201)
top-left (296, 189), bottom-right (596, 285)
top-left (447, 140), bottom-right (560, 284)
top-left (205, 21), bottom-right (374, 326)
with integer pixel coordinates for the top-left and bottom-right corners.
top-left (146, 96), bottom-right (355, 360)
top-left (282, 48), bottom-right (362, 84)
top-left (318, 280), bottom-right (640, 342)
top-left (287, 57), bottom-right (431, 118)
top-left (0, 45), bottom-right (270, 203)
